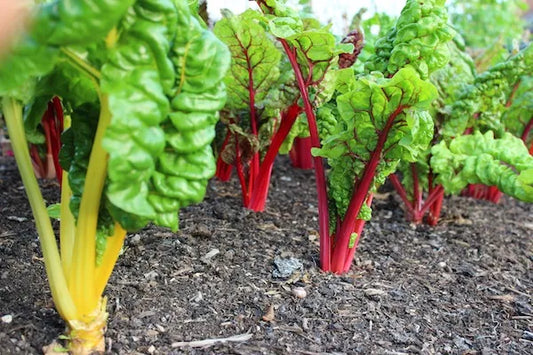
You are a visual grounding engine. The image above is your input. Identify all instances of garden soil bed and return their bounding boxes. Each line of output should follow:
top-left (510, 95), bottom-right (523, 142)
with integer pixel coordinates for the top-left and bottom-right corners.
top-left (1, 155), bottom-right (532, 354)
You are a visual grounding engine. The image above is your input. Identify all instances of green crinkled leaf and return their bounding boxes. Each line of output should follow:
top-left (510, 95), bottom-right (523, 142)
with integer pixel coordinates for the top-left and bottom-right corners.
top-left (430, 37), bottom-right (475, 117)
top-left (351, 10), bottom-right (396, 73)
top-left (365, 0), bottom-right (454, 79)
top-left (443, 44), bottom-right (533, 138)
top-left (314, 67), bottom-right (436, 219)
top-left (47, 203), bottom-right (61, 219)
top-left (431, 131), bottom-right (533, 202)
top-left (258, 0), bottom-right (352, 82)
top-left (0, 38), bottom-right (59, 102)
top-left (33, 0), bottom-right (134, 46)
top-left (102, 0), bottom-right (230, 231)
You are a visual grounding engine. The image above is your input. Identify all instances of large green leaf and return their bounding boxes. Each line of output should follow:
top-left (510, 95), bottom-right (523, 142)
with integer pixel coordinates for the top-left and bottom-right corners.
top-left (102, 0), bottom-right (230, 231)
top-left (314, 67), bottom-right (437, 219)
top-left (431, 131), bottom-right (533, 202)
top-left (214, 9), bottom-right (282, 112)
top-left (365, 0), bottom-right (454, 80)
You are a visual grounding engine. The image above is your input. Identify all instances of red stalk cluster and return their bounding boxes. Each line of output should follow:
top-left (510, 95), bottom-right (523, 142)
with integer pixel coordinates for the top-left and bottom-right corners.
top-left (30, 97), bottom-right (64, 183)
top-left (216, 102), bottom-right (303, 210)
top-left (390, 166), bottom-right (445, 226)
top-left (326, 105), bottom-right (406, 273)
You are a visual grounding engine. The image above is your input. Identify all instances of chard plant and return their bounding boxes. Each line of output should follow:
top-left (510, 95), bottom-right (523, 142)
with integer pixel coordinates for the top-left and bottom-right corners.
top-left (287, 13), bottom-right (366, 171)
top-left (312, 0), bottom-right (455, 273)
top-left (392, 41), bottom-right (533, 224)
top-left (434, 44), bottom-right (533, 204)
top-left (388, 36), bottom-right (475, 224)
top-left (252, 0), bottom-right (355, 263)
top-left (214, 2), bottom-right (350, 211)
top-left (0, 0), bottom-right (229, 352)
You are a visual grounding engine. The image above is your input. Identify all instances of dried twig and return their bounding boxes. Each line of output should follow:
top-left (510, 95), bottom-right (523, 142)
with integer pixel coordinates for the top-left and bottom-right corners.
top-left (171, 333), bottom-right (253, 348)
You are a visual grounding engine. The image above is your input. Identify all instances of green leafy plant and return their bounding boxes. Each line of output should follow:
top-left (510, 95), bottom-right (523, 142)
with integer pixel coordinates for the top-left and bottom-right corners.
top-left (388, 36), bottom-right (476, 224)
top-left (214, 2), bottom-right (350, 212)
top-left (312, 0), bottom-right (454, 273)
top-left (390, 39), bottom-right (533, 224)
top-left (250, 0), bottom-right (354, 265)
top-left (431, 131), bottom-right (533, 202)
top-left (0, 0), bottom-right (229, 352)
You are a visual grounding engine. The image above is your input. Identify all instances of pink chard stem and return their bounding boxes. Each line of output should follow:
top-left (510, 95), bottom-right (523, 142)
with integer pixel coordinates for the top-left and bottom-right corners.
top-left (330, 105), bottom-right (406, 273)
top-left (279, 38), bottom-right (331, 271)
top-left (289, 136), bottom-right (314, 170)
top-left (342, 194), bottom-right (374, 272)
top-left (248, 103), bottom-right (302, 211)
top-left (216, 131), bottom-right (233, 181)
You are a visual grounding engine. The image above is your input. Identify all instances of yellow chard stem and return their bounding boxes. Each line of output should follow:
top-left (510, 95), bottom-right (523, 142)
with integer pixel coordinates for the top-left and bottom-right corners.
top-left (68, 94), bottom-right (112, 319)
top-left (60, 115), bottom-right (76, 275)
top-left (2, 97), bottom-right (77, 321)
top-left (94, 223), bottom-right (127, 298)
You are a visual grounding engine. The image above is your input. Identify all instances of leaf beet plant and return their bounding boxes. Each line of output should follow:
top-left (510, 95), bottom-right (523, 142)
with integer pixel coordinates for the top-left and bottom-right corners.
top-left (213, 1), bottom-right (351, 212)
top-left (0, 0), bottom-right (229, 353)
top-left (313, 0), bottom-right (455, 273)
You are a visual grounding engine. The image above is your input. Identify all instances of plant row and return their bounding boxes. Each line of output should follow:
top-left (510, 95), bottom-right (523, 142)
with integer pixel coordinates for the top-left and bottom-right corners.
top-left (0, 0), bottom-right (531, 353)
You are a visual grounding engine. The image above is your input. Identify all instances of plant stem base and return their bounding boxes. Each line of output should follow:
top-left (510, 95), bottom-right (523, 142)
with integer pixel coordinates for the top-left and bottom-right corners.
top-left (67, 298), bottom-right (108, 355)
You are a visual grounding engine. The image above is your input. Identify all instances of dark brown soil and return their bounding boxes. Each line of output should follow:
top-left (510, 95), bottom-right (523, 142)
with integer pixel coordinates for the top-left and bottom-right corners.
top-left (1, 156), bottom-right (532, 354)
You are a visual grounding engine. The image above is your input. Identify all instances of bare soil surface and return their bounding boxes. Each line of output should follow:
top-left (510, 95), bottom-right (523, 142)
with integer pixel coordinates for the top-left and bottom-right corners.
top-left (1, 156), bottom-right (532, 354)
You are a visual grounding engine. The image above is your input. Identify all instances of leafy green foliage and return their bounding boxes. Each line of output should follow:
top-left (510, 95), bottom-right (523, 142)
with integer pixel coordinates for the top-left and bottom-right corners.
top-left (349, 9), bottom-right (396, 73)
top-left (257, 0), bottom-right (352, 84)
top-left (395, 36), bottom-right (476, 199)
top-left (254, 0), bottom-right (353, 152)
top-left (431, 131), bottom-right (533, 202)
top-left (365, 0), bottom-right (455, 80)
top-left (213, 9), bottom-right (284, 163)
top-left (503, 75), bottom-right (533, 145)
top-left (430, 38), bottom-right (476, 115)
top-left (215, 10), bottom-right (281, 112)
top-left (314, 67), bottom-right (437, 220)
top-left (447, 0), bottom-right (528, 49)
top-left (313, 0), bottom-right (452, 223)
top-left (1, 0), bottom-right (230, 235)
top-left (444, 44), bottom-right (533, 137)
top-left (102, 0), bottom-right (230, 230)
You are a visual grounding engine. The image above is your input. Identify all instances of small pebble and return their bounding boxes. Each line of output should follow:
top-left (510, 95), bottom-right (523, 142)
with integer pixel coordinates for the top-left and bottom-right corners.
top-left (1, 314), bottom-right (12, 323)
top-left (292, 287), bottom-right (307, 299)
top-left (438, 261), bottom-right (447, 268)
top-left (201, 248), bottom-right (220, 262)
top-left (148, 345), bottom-right (156, 354)
top-left (130, 234), bottom-right (141, 245)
